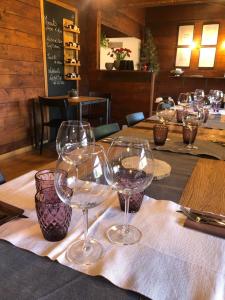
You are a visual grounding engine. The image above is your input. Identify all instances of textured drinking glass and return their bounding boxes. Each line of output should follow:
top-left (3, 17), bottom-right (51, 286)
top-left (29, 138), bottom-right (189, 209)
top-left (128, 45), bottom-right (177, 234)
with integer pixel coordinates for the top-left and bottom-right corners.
top-left (35, 169), bottom-right (55, 191)
top-left (35, 186), bottom-right (72, 242)
top-left (153, 124), bottom-right (168, 146)
top-left (118, 191), bottom-right (144, 213)
top-left (176, 109), bottom-right (184, 123)
top-left (203, 108), bottom-right (209, 123)
top-left (182, 126), bottom-right (198, 146)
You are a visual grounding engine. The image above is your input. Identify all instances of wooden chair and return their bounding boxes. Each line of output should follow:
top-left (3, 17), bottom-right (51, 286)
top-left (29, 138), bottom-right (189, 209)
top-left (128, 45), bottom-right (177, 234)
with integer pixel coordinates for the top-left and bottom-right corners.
top-left (82, 92), bottom-right (112, 126)
top-left (0, 171), bottom-right (6, 185)
top-left (93, 123), bottom-right (120, 141)
top-left (38, 97), bottom-right (69, 154)
top-left (126, 112), bottom-right (145, 127)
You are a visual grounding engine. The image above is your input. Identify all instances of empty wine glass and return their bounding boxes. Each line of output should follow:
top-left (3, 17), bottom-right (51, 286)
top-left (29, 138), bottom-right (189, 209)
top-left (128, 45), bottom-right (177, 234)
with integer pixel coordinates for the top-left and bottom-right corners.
top-left (182, 108), bottom-right (204, 150)
top-left (156, 98), bottom-right (176, 124)
top-left (106, 136), bottom-right (154, 245)
top-left (177, 92), bottom-right (192, 108)
top-left (56, 120), bottom-right (95, 163)
top-left (54, 144), bottom-right (112, 265)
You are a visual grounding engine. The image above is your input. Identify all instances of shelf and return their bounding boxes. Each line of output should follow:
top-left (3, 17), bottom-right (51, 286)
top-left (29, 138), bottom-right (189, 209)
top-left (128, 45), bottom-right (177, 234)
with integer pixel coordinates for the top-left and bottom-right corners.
top-left (64, 77), bottom-right (81, 81)
top-left (170, 75), bottom-right (225, 79)
top-left (63, 28), bottom-right (80, 34)
top-left (64, 63), bottom-right (81, 67)
top-left (64, 46), bottom-right (80, 50)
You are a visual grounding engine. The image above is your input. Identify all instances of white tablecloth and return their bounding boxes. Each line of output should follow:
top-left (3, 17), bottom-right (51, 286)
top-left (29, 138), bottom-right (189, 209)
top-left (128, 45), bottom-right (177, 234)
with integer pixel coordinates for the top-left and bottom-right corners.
top-left (0, 171), bottom-right (224, 300)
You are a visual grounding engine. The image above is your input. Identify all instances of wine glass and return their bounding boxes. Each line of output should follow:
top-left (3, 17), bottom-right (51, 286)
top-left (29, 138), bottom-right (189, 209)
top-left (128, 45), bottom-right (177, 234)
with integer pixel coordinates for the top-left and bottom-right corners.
top-left (182, 108), bottom-right (204, 150)
top-left (56, 120), bottom-right (95, 161)
top-left (156, 98), bottom-right (176, 124)
top-left (54, 144), bottom-right (112, 265)
top-left (177, 92), bottom-right (192, 108)
top-left (106, 136), bottom-right (154, 245)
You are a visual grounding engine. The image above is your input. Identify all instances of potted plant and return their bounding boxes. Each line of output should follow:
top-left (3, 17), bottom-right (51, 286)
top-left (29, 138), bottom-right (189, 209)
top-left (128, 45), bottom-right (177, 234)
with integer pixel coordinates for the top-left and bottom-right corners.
top-left (107, 48), bottom-right (132, 70)
top-left (140, 28), bottom-right (159, 72)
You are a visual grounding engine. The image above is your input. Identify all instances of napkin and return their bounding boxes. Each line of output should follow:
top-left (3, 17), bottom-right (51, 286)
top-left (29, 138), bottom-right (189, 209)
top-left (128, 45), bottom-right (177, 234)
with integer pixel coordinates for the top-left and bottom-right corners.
top-left (184, 219), bottom-right (225, 239)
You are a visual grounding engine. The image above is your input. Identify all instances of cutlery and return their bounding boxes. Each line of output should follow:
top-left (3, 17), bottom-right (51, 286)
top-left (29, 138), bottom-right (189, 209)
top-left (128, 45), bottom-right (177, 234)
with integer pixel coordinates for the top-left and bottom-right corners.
top-left (178, 207), bottom-right (225, 228)
top-left (100, 137), bottom-right (114, 143)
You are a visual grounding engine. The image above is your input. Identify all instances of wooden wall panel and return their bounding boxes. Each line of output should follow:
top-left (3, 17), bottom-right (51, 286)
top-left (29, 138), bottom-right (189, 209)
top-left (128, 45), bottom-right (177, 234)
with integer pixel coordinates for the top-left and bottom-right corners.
top-left (146, 3), bottom-right (225, 106)
top-left (0, 0), bottom-right (87, 155)
top-left (0, 0), bottom-right (45, 155)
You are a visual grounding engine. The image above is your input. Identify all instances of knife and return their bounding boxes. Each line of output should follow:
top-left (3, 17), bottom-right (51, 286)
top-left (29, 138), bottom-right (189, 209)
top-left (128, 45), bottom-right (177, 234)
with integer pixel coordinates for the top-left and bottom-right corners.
top-left (178, 207), bottom-right (225, 228)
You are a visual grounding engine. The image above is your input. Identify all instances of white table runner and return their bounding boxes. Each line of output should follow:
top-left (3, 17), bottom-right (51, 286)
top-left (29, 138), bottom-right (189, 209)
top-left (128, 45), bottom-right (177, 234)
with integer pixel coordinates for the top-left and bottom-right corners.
top-left (0, 171), bottom-right (224, 300)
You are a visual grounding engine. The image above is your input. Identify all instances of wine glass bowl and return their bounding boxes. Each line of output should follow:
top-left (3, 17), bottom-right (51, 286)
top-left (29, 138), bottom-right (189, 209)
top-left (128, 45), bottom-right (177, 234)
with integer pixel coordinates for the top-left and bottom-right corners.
top-left (56, 120), bottom-right (95, 159)
top-left (106, 136), bottom-right (154, 245)
top-left (55, 144), bottom-right (112, 265)
top-left (156, 98), bottom-right (176, 124)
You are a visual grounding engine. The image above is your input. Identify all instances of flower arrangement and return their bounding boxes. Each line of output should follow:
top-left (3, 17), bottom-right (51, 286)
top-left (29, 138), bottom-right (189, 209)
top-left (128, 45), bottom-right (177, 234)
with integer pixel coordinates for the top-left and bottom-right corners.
top-left (107, 48), bottom-right (132, 61)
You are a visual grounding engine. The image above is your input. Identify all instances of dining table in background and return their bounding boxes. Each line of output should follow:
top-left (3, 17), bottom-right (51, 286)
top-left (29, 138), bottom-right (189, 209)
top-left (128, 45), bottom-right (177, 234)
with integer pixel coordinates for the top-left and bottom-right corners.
top-left (31, 95), bottom-right (110, 149)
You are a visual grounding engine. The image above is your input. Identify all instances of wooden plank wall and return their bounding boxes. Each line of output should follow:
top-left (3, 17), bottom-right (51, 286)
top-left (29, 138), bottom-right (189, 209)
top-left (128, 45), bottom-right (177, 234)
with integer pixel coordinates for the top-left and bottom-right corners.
top-left (0, 0), bottom-right (45, 154)
top-left (0, 0), bottom-right (87, 155)
top-left (146, 3), bottom-right (225, 105)
top-left (86, 4), bottom-right (156, 125)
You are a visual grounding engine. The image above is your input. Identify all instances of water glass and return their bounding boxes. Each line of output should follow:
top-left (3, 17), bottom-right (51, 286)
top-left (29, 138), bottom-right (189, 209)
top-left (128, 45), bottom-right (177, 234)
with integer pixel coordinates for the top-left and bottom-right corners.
top-left (35, 186), bottom-right (72, 242)
top-left (183, 126), bottom-right (198, 145)
top-left (153, 124), bottom-right (168, 146)
top-left (35, 169), bottom-right (55, 191)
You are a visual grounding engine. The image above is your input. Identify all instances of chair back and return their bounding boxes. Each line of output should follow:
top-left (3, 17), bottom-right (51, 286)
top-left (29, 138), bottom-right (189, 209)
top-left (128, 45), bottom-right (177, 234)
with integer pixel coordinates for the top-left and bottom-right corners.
top-left (0, 172), bottom-right (6, 185)
top-left (126, 112), bottom-right (145, 127)
top-left (38, 97), bottom-right (69, 125)
top-left (93, 123), bottom-right (120, 141)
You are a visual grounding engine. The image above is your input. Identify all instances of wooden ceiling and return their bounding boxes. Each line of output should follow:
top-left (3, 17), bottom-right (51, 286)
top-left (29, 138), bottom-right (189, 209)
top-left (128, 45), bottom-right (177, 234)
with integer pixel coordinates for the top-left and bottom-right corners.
top-left (113, 0), bottom-right (225, 8)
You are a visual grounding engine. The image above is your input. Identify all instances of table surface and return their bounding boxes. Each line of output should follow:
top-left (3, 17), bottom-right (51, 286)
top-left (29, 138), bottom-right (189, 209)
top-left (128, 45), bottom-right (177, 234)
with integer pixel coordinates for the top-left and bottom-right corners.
top-left (0, 119), bottom-right (225, 299)
top-left (44, 95), bottom-right (106, 104)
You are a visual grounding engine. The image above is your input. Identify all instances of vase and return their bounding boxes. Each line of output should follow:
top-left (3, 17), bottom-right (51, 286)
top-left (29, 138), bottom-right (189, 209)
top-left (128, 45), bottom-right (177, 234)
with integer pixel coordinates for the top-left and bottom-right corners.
top-left (105, 62), bottom-right (114, 70)
top-left (113, 60), bottom-right (120, 70)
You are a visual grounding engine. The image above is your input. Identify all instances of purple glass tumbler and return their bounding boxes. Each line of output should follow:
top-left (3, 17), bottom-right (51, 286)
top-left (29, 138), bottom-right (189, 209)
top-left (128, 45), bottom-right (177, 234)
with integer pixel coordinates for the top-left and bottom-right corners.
top-left (183, 125), bottom-right (198, 145)
top-left (153, 124), bottom-right (168, 146)
top-left (35, 169), bottom-right (55, 191)
top-left (118, 192), bottom-right (144, 213)
top-left (35, 186), bottom-right (72, 242)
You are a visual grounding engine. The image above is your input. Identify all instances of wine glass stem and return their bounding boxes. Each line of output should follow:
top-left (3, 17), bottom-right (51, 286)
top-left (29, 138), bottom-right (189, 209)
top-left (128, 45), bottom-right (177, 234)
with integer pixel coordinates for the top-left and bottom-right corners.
top-left (82, 208), bottom-right (90, 252)
top-left (123, 195), bottom-right (130, 234)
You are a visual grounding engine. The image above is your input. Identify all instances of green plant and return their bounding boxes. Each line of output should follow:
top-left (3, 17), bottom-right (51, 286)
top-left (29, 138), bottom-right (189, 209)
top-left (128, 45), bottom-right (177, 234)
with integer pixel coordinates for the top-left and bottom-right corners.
top-left (100, 32), bottom-right (109, 49)
top-left (140, 28), bottom-right (159, 72)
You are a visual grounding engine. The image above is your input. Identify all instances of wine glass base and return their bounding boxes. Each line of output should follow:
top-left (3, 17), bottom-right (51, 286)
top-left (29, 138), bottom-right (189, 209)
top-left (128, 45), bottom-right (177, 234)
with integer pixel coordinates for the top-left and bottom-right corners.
top-left (107, 224), bottom-right (142, 245)
top-left (66, 238), bottom-right (103, 265)
top-left (186, 145), bottom-right (198, 150)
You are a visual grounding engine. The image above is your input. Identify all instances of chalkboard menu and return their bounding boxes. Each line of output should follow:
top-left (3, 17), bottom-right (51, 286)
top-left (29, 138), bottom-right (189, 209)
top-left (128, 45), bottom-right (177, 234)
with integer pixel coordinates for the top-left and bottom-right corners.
top-left (43, 0), bottom-right (77, 96)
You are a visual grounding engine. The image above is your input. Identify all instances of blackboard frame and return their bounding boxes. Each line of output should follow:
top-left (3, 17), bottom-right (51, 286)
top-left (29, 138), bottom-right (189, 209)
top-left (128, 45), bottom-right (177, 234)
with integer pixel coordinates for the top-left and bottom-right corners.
top-left (40, 0), bottom-right (78, 96)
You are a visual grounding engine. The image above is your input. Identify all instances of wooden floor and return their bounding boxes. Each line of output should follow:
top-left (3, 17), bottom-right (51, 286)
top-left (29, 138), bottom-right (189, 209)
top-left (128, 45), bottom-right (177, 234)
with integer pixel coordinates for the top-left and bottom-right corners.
top-left (0, 144), bottom-right (57, 182)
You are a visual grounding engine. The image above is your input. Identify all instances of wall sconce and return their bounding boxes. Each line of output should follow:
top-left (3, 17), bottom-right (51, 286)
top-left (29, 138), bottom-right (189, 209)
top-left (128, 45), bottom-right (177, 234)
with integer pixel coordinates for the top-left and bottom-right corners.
top-left (221, 41), bottom-right (225, 49)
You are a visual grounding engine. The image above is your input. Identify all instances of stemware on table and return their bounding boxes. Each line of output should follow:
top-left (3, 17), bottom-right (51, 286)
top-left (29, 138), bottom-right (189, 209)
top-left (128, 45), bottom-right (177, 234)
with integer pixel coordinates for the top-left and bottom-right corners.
top-left (106, 136), bottom-right (154, 245)
top-left (156, 98), bottom-right (176, 124)
top-left (55, 144), bottom-right (112, 265)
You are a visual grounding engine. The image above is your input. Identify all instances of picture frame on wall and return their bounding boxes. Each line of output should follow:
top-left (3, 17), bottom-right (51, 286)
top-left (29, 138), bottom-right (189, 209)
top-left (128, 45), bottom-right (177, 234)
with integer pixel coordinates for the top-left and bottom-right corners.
top-left (198, 47), bottom-right (216, 68)
top-left (175, 48), bottom-right (192, 67)
top-left (177, 25), bottom-right (194, 46)
top-left (201, 24), bottom-right (219, 46)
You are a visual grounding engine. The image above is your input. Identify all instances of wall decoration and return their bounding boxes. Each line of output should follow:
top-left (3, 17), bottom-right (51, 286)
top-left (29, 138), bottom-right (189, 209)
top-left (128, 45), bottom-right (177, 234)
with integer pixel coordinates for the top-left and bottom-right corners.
top-left (177, 25), bottom-right (194, 46)
top-left (201, 24), bottom-right (219, 46)
top-left (175, 48), bottom-right (192, 67)
top-left (198, 47), bottom-right (216, 68)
